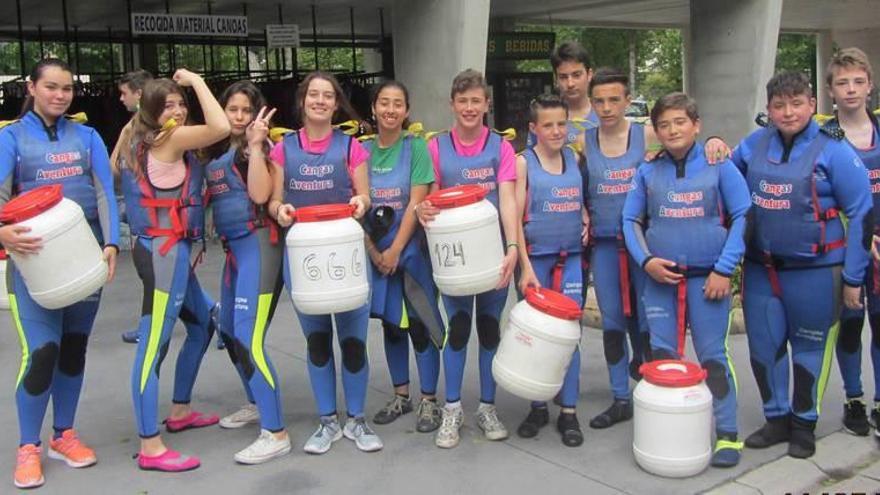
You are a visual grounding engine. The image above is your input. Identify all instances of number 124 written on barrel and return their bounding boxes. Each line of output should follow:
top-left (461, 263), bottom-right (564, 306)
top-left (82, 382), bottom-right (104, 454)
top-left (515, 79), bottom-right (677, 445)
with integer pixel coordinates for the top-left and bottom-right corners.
top-left (434, 241), bottom-right (466, 267)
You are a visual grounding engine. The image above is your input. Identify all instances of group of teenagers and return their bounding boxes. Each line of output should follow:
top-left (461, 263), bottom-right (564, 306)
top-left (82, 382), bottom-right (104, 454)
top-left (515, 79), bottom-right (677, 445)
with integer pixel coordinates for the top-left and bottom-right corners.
top-left (0, 38), bottom-right (878, 489)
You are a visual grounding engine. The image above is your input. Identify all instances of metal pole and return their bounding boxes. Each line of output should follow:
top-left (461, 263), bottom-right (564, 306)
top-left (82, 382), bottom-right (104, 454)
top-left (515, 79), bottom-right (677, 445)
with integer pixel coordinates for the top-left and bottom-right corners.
top-left (73, 26), bottom-right (80, 78)
top-left (62, 0), bottom-right (72, 62)
top-left (208, 1), bottom-right (215, 73)
top-left (242, 3), bottom-right (250, 78)
top-left (15, 0), bottom-right (25, 77)
top-left (126, 0), bottom-right (134, 71)
top-left (277, 3), bottom-right (284, 75)
top-left (349, 7), bottom-right (356, 72)
top-left (165, 0), bottom-right (175, 70)
top-left (311, 4), bottom-right (319, 70)
top-left (108, 27), bottom-right (115, 80)
top-left (38, 25), bottom-right (44, 59)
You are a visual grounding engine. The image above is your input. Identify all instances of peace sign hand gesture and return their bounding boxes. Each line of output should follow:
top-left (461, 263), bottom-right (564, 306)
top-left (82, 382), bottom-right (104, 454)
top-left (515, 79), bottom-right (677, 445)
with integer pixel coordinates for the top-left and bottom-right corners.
top-left (247, 106), bottom-right (277, 147)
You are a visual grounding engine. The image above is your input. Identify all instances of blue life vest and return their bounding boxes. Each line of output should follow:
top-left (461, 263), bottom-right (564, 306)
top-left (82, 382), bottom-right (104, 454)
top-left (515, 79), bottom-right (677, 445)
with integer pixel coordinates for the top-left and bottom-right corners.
top-left (645, 146), bottom-right (727, 270)
top-left (120, 148), bottom-right (205, 256)
top-left (364, 135), bottom-right (413, 251)
top-left (523, 146), bottom-right (583, 256)
top-left (281, 129), bottom-right (353, 208)
top-left (436, 130), bottom-right (502, 208)
top-left (584, 123), bottom-right (646, 239)
top-left (830, 116), bottom-right (880, 230)
top-left (745, 128), bottom-right (843, 259)
top-left (205, 148), bottom-right (275, 241)
top-left (11, 121), bottom-right (98, 225)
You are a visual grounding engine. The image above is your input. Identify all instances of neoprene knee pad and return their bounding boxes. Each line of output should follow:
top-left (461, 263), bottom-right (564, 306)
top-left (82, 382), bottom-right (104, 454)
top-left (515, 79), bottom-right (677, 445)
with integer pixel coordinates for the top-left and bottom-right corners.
top-left (307, 332), bottom-right (333, 367)
top-left (22, 342), bottom-right (59, 395)
top-left (447, 312), bottom-right (472, 351)
top-left (651, 347), bottom-right (677, 361)
top-left (234, 338), bottom-right (255, 379)
top-left (341, 337), bottom-right (366, 373)
top-left (178, 305), bottom-right (199, 325)
top-left (838, 317), bottom-right (864, 355)
top-left (702, 360), bottom-right (730, 400)
top-left (791, 363), bottom-right (816, 414)
top-left (603, 331), bottom-right (626, 365)
top-left (221, 334), bottom-right (238, 364)
top-left (383, 323), bottom-right (405, 345)
top-left (750, 357), bottom-right (772, 404)
top-left (869, 313), bottom-right (880, 350)
top-left (408, 319), bottom-right (431, 353)
top-left (58, 333), bottom-right (89, 377)
top-left (476, 314), bottom-right (500, 351)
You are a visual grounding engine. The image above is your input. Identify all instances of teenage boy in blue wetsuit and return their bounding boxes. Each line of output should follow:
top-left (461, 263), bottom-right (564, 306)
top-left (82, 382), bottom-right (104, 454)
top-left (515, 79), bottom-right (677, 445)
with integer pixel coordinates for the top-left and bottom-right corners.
top-left (623, 92), bottom-right (751, 467)
top-left (515, 94), bottom-right (588, 446)
top-left (734, 71), bottom-right (872, 458)
top-left (822, 47), bottom-right (880, 437)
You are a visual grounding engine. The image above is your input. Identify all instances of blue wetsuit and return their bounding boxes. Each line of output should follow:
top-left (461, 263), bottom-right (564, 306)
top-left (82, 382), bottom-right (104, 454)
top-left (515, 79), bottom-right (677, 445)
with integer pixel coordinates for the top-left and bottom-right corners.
top-left (281, 129), bottom-right (370, 418)
top-left (583, 123), bottom-right (648, 401)
top-left (522, 146), bottom-right (584, 408)
top-left (732, 120), bottom-right (872, 424)
top-left (364, 135), bottom-right (443, 397)
top-left (0, 111), bottom-right (120, 446)
top-left (122, 148), bottom-right (214, 438)
top-left (207, 147), bottom-right (285, 431)
top-left (432, 130), bottom-right (510, 404)
top-left (826, 114), bottom-right (880, 403)
top-left (624, 143), bottom-right (750, 436)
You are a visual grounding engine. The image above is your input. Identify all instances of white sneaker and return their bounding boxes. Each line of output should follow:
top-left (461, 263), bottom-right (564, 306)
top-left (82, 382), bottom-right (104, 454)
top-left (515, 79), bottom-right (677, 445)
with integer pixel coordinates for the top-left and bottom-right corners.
top-left (220, 404), bottom-right (259, 429)
top-left (343, 417), bottom-right (384, 452)
top-left (475, 403), bottom-right (508, 441)
top-left (303, 416), bottom-right (342, 455)
top-left (435, 406), bottom-right (464, 449)
top-left (234, 429), bottom-right (291, 464)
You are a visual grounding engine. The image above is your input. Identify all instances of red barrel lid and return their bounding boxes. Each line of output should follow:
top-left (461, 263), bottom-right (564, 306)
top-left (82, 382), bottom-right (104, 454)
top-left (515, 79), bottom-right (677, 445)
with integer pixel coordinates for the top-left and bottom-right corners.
top-left (524, 287), bottom-right (583, 321)
top-left (0, 185), bottom-right (63, 224)
top-left (294, 203), bottom-right (356, 223)
top-left (425, 185), bottom-right (488, 209)
top-left (639, 359), bottom-right (706, 387)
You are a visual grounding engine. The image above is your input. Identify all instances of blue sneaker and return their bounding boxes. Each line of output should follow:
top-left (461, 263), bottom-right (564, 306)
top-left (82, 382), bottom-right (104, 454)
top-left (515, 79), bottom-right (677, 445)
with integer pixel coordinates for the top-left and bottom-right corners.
top-left (711, 434), bottom-right (743, 467)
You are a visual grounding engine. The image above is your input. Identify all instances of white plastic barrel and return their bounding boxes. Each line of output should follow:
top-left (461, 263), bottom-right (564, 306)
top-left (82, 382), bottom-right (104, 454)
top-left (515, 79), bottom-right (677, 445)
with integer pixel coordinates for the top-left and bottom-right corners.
top-left (286, 203), bottom-right (369, 315)
top-left (0, 250), bottom-right (8, 310)
top-left (424, 185), bottom-right (503, 296)
top-left (493, 287), bottom-right (583, 401)
top-left (0, 185), bottom-right (108, 310)
top-left (633, 360), bottom-right (713, 478)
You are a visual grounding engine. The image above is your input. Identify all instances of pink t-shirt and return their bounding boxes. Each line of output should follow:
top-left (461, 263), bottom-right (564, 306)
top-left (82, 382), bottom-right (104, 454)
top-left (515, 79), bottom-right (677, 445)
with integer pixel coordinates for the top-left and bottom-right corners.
top-left (147, 153), bottom-right (186, 189)
top-left (269, 130), bottom-right (368, 173)
top-left (427, 126), bottom-right (516, 188)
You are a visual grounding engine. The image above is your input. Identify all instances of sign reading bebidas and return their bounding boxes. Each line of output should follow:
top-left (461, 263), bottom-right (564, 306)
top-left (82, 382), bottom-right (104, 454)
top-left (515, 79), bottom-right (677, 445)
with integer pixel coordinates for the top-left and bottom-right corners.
top-left (131, 13), bottom-right (248, 37)
top-left (487, 33), bottom-right (556, 60)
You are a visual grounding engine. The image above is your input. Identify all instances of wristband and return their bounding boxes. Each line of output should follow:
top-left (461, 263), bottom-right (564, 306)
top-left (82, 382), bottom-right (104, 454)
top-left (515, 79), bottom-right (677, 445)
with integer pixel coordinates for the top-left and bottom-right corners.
top-left (506, 242), bottom-right (519, 250)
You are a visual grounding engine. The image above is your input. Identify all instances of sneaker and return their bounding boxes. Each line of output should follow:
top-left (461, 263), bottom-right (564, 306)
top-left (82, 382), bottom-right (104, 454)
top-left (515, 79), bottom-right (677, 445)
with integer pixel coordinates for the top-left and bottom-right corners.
top-left (122, 329), bottom-right (139, 344)
top-left (516, 405), bottom-right (549, 438)
top-left (710, 433), bottom-right (743, 467)
top-left (557, 412), bottom-right (584, 447)
top-left (47, 430), bottom-right (97, 468)
top-left (220, 404), bottom-right (260, 429)
top-left (303, 416), bottom-right (342, 455)
top-left (415, 398), bottom-right (442, 433)
top-left (843, 398), bottom-right (870, 436)
top-left (234, 429), bottom-right (291, 464)
top-left (435, 406), bottom-right (464, 449)
top-left (373, 395), bottom-right (413, 425)
top-left (343, 417), bottom-right (384, 452)
top-left (589, 399), bottom-right (633, 429)
top-left (744, 415), bottom-right (790, 449)
top-left (475, 403), bottom-right (508, 441)
top-left (164, 410), bottom-right (219, 433)
top-left (14, 444), bottom-right (44, 489)
top-left (137, 449), bottom-right (200, 472)
top-left (872, 405), bottom-right (880, 437)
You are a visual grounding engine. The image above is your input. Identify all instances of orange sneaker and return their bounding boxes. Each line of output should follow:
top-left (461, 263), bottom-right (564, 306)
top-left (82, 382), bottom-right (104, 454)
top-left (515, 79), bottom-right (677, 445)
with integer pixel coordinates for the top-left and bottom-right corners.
top-left (14, 444), bottom-right (44, 489)
top-left (48, 430), bottom-right (96, 468)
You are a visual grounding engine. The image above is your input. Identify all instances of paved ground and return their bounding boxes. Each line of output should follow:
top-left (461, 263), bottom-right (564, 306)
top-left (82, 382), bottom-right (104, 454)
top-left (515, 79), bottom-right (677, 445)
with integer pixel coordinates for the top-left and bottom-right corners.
top-left (0, 247), bottom-right (878, 494)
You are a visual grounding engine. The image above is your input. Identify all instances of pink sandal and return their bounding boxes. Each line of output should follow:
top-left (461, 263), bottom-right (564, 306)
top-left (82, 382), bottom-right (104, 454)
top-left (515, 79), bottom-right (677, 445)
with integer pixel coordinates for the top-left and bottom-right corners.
top-left (137, 449), bottom-right (200, 472)
top-left (164, 411), bottom-right (219, 433)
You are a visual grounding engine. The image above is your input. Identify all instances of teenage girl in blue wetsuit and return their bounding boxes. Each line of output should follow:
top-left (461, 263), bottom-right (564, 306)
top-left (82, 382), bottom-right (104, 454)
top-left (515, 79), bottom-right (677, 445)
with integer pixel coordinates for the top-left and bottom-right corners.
top-left (363, 81), bottom-right (445, 434)
top-left (0, 58), bottom-right (119, 489)
top-left (117, 69), bottom-right (230, 472)
top-left (269, 71), bottom-right (381, 454)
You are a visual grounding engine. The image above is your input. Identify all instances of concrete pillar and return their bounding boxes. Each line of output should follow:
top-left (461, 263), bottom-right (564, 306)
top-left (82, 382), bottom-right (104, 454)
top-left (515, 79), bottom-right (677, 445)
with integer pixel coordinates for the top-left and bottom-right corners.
top-left (816, 30), bottom-right (834, 115)
top-left (831, 27), bottom-right (880, 110)
top-left (688, 0), bottom-right (783, 143)
top-left (392, 0), bottom-right (491, 130)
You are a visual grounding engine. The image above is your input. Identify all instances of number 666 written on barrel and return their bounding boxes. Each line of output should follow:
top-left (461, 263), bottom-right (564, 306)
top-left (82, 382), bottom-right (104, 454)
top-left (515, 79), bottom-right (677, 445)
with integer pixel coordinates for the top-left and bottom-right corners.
top-left (433, 241), bottom-right (466, 268)
top-left (302, 249), bottom-right (364, 281)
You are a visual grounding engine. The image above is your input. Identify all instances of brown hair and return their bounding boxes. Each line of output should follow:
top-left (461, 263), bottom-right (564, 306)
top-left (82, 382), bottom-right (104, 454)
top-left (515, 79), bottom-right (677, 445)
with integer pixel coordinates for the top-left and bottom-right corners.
top-left (650, 92), bottom-right (699, 128)
top-left (450, 69), bottom-right (489, 100)
top-left (19, 58), bottom-right (74, 119)
top-left (117, 78), bottom-right (187, 177)
top-left (589, 67), bottom-right (630, 97)
top-left (204, 80), bottom-right (269, 163)
top-left (826, 46), bottom-right (873, 85)
top-left (296, 71), bottom-right (361, 126)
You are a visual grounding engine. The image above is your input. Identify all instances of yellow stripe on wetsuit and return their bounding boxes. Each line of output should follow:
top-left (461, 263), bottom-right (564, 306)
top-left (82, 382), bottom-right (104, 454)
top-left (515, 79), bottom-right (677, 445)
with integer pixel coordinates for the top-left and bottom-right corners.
top-left (252, 293), bottom-right (276, 389)
top-left (140, 290), bottom-right (170, 393)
